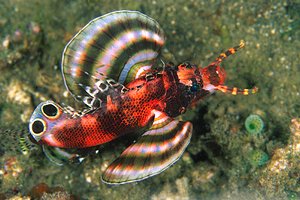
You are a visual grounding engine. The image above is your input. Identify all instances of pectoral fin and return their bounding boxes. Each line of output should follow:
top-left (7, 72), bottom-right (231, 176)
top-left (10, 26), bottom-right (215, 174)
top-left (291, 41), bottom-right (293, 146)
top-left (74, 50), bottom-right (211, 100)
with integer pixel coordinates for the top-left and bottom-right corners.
top-left (102, 110), bottom-right (193, 184)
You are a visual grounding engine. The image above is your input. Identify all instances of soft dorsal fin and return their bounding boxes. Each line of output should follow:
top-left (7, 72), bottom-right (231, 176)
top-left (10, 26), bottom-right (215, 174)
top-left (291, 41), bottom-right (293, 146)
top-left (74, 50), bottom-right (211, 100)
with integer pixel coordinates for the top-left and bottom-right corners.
top-left (102, 110), bottom-right (193, 184)
top-left (61, 10), bottom-right (165, 103)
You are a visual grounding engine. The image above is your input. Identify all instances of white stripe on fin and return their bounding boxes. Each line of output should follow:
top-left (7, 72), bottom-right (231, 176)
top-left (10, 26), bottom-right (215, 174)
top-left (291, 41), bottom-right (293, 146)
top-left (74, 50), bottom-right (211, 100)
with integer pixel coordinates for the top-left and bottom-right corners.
top-left (61, 10), bottom-right (165, 102)
top-left (101, 110), bottom-right (193, 185)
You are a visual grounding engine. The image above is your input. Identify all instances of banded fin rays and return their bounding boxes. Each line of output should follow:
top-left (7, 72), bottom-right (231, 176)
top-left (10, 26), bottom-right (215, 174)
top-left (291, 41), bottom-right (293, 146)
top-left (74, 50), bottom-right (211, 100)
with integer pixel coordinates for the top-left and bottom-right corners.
top-left (102, 110), bottom-right (192, 184)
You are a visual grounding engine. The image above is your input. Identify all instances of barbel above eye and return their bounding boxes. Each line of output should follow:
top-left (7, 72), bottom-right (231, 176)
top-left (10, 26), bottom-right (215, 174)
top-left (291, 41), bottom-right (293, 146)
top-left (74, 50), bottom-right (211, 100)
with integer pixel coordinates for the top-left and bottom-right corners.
top-left (41, 102), bottom-right (61, 119)
top-left (30, 118), bottom-right (46, 137)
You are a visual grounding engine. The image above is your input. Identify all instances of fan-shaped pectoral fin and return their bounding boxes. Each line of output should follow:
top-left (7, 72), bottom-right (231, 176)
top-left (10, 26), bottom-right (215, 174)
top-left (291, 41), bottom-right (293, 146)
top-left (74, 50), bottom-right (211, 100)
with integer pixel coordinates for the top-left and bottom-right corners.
top-left (102, 110), bottom-right (193, 184)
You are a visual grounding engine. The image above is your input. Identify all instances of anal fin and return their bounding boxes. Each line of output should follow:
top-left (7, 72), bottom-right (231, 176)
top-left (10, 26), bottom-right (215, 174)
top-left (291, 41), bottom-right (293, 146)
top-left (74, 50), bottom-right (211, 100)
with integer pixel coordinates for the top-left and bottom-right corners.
top-left (102, 110), bottom-right (193, 184)
top-left (42, 145), bottom-right (77, 166)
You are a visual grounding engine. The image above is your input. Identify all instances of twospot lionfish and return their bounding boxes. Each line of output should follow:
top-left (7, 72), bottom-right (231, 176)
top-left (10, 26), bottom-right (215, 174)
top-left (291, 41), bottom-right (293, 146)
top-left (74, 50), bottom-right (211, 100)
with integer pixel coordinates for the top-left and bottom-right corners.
top-left (28, 10), bottom-right (257, 184)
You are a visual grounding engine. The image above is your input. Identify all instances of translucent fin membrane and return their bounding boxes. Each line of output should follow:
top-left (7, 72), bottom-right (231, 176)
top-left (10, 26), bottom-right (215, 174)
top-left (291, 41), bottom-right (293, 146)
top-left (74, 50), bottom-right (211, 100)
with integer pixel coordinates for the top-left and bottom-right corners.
top-left (61, 10), bottom-right (165, 102)
top-left (102, 110), bottom-right (193, 184)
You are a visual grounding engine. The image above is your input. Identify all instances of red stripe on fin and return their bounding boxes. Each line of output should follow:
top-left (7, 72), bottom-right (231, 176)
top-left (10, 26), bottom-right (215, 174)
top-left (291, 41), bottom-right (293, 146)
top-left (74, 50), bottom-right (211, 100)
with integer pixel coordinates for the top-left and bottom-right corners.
top-left (101, 110), bottom-right (193, 184)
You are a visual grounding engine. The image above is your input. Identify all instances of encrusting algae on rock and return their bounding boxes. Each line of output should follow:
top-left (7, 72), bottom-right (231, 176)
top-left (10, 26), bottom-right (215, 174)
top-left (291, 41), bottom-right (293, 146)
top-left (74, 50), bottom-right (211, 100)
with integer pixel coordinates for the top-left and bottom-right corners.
top-left (256, 118), bottom-right (300, 199)
top-left (289, 118), bottom-right (300, 155)
top-left (248, 149), bottom-right (269, 167)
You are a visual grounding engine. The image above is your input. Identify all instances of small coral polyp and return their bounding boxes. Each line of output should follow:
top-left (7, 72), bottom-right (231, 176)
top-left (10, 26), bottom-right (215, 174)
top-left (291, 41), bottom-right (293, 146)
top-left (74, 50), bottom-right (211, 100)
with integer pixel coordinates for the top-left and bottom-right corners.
top-left (245, 114), bottom-right (264, 135)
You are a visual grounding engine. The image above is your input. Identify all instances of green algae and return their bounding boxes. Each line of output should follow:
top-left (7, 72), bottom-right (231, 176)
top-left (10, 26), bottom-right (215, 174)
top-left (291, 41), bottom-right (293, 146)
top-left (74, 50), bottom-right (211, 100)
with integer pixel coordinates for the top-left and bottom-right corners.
top-left (248, 149), bottom-right (269, 167)
top-left (287, 191), bottom-right (299, 200)
top-left (0, 0), bottom-right (299, 199)
top-left (245, 114), bottom-right (264, 135)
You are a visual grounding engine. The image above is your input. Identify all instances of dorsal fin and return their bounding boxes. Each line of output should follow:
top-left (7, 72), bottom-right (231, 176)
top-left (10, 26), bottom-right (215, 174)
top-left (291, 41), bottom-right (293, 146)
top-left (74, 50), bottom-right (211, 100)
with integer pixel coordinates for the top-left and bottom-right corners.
top-left (61, 10), bottom-right (165, 103)
top-left (80, 78), bottom-right (127, 109)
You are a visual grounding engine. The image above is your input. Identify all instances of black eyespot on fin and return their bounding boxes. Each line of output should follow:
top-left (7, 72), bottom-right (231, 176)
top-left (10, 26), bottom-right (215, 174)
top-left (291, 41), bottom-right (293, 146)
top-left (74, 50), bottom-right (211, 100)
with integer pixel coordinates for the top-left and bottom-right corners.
top-left (42, 104), bottom-right (58, 117)
top-left (32, 120), bottom-right (44, 134)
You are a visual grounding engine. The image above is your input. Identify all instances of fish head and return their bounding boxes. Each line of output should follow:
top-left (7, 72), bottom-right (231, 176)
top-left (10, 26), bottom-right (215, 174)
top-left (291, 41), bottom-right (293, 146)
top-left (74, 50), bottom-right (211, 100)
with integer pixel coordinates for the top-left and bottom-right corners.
top-left (176, 62), bottom-right (202, 87)
top-left (201, 64), bottom-right (226, 86)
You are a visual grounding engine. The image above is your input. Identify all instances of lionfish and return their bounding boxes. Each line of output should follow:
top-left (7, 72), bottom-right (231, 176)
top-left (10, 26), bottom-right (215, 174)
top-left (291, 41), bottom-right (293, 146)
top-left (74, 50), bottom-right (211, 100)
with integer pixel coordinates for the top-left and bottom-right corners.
top-left (28, 10), bottom-right (257, 184)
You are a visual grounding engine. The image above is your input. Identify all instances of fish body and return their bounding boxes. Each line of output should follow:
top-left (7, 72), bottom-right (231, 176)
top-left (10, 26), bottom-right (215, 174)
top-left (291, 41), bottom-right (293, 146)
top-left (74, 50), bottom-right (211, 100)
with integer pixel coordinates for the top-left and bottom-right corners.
top-left (28, 10), bottom-right (257, 184)
top-left (31, 65), bottom-right (203, 148)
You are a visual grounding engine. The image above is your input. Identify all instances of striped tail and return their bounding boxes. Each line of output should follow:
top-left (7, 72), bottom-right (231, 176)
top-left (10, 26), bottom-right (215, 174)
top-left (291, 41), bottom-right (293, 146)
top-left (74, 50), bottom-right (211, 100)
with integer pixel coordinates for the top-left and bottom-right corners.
top-left (102, 110), bottom-right (193, 184)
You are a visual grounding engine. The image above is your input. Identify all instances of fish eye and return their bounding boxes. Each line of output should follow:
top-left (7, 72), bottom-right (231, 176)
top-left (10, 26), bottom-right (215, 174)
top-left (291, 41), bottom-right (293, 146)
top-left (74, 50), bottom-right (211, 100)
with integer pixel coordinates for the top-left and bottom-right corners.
top-left (41, 103), bottom-right (60, 119)
top-left (190, 82), bottom-right (199, 92)
top-left (30, 119), bottom-right (46, 136)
